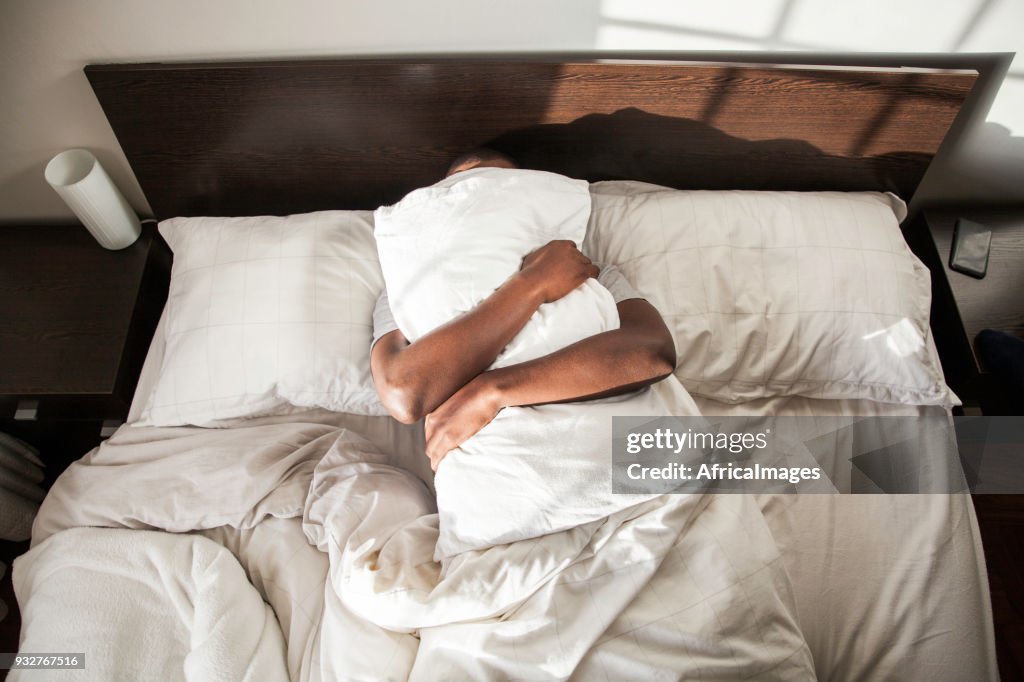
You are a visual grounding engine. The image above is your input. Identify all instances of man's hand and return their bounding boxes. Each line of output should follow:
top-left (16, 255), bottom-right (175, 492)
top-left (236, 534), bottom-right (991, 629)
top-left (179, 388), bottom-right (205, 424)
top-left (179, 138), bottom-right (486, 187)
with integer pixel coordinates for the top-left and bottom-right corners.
top-left (518, 240), bottom-right (599, 304)
top-left (424, 375), bottom-right (503, 472)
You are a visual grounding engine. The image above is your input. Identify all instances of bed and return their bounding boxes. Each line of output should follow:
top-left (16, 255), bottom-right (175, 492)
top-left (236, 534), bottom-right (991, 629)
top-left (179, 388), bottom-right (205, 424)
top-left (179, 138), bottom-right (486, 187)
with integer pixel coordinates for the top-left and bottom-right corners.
top-left (11, 57), bottom-right (997, 681)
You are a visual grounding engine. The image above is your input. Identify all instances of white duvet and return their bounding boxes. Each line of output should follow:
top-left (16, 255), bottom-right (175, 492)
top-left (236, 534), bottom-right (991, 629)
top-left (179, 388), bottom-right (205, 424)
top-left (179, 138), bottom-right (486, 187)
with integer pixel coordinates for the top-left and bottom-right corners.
top-left (13, 527), bottom-right (288, 682)
top-left (20, 417), bottom-right (815, 681)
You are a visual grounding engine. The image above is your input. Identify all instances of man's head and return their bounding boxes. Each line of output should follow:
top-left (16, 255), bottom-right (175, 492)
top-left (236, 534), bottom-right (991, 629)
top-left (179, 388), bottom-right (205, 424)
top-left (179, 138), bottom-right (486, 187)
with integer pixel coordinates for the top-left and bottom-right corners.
top-left (445, 148), bottom-right (518, 178)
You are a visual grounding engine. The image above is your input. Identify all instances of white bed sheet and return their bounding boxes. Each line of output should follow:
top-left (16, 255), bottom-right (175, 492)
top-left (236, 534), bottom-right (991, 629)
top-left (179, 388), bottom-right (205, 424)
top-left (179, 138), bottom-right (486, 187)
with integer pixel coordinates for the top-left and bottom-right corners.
top-left (692, 393), bottom-right (997, 681)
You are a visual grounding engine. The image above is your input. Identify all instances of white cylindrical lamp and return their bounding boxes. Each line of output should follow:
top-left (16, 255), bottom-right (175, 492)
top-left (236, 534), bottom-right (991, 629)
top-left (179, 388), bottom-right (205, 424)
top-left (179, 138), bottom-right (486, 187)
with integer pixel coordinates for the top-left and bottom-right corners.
top-left (44, 149), bottom-right (141, 250)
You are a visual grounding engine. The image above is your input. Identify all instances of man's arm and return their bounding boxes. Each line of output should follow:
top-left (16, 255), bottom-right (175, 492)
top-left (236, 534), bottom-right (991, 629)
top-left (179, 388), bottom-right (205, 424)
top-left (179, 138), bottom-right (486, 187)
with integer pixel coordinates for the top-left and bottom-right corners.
top-left (423, 298), bottom-right (676, 469)
top-left (370, 240), bottom-right (598, 424)
top-left (480, 299), bottom-right (676, 406)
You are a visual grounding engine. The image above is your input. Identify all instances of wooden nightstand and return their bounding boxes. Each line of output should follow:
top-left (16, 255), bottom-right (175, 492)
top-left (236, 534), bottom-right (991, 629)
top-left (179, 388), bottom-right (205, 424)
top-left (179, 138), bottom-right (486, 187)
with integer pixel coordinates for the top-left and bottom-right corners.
top-left (909, 208), bottom-right (1024, 681)
top-left (0, 223), bottom-right (169, 481)
top-left (909, 207), bottom-right (1024, 413)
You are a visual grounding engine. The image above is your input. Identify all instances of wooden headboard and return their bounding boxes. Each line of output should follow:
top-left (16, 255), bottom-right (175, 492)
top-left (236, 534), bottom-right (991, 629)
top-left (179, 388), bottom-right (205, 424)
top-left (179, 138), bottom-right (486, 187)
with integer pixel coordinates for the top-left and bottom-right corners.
top-left (85, 58), bottom-right (977, 219)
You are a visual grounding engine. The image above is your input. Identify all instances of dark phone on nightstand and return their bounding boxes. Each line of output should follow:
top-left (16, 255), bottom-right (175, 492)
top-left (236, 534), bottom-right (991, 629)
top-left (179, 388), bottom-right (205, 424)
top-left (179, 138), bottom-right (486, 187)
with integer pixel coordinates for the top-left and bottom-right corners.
top-left (949, 218), bottom-right (992, 279)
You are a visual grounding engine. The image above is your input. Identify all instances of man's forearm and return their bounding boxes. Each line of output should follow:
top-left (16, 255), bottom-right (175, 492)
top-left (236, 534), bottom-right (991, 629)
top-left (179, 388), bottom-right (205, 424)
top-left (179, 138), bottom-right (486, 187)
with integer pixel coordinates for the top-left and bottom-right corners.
top-left (480, 323), bottom-right (675, 409)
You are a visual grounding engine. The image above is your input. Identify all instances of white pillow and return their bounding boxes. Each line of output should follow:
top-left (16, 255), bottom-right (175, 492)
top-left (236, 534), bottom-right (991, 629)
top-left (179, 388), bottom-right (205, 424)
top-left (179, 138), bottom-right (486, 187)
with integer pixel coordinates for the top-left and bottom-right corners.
top-left (374, 167), bottom-right (629, 557)
top-left (138, 211), bottom-right (388, 427)
top-left (585, 181), bottom-right (957, 407)
top-left (374, 167), bottom-right (618, 368)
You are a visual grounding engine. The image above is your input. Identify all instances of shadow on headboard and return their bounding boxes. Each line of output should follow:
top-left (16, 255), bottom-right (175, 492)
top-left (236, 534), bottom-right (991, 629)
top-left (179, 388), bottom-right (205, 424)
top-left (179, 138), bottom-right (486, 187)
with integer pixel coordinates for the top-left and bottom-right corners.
top-left (486, 107), bottom-right (932, 193)
top-left (84, 58), bottom-right (977, 219)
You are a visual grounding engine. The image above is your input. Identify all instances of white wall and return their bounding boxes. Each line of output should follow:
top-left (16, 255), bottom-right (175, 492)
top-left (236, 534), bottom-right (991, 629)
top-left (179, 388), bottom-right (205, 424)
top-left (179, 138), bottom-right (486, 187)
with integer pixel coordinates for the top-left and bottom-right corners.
top-left (0, 0), bottom-right (1020, 222)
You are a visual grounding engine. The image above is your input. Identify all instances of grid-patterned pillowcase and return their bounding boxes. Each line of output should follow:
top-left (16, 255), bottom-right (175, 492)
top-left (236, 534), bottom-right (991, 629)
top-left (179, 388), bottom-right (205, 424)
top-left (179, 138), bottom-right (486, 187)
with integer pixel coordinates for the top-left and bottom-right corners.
top-left (137, 211), bottom-right (388, 427)
top-left (584, 181), bottom-right (957, 407)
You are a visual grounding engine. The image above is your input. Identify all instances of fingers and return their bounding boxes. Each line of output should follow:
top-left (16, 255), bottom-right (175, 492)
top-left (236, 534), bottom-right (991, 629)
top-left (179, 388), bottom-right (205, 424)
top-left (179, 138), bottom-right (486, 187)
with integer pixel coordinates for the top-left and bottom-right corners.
top-left (536, 239), bottom-right (581, 257)
top-left (424, 421), bottom-right (450, 471)
top-left (424, 414), bottom-right (435, 445)
top-left (560, 240), bottom-right (586, 262)
top-left (426, 440), bottom-right (450, 472)
top-left (577, 248), bottom-right (598, 274)
top-left (523, 240), bottom-right (592, 272)
top-left (573, 247), bottom-right (595, 268)
top-left (573, 249), bottom-right (599, 280)
top-left (556, 241), bottom-right (592, 270)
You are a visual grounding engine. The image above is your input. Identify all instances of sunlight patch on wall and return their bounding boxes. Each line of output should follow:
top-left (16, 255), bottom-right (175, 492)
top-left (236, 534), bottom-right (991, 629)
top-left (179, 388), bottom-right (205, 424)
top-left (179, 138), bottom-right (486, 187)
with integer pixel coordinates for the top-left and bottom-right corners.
top-left (600, 0), bottom-right (787, 41)
top-left (596, 25), bottom-right (760, 51)
top-left (783, 0), bottom-right (979, 52)
top-left (596, 0), bottom-right (1024, 145)
top-left (958, 0), bottom-right (1024, 135)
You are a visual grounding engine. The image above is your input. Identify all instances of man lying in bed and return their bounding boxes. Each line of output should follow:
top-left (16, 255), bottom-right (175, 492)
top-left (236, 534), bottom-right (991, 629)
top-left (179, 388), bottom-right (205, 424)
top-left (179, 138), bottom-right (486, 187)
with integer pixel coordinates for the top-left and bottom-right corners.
top-left (370, 149), bottom-right (677, 471)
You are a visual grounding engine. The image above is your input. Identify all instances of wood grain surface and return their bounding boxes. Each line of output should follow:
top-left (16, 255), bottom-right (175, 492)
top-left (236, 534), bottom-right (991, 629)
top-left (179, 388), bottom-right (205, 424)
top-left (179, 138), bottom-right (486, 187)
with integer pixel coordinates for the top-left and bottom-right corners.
top-left (926, 208), bottom-right (1024, 368)
top-left (85, 59), bottom-right (977, 219)
top-left (0, 224), bottom-right (169, 417)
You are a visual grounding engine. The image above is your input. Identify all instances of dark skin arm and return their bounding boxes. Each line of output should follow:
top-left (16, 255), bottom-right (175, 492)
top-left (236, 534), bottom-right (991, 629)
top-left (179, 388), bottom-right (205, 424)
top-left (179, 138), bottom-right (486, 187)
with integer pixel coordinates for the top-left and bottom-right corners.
top-left (423, 298), bottom-right (676, 470)
top-left (370, 240), bottom-right (599, 424)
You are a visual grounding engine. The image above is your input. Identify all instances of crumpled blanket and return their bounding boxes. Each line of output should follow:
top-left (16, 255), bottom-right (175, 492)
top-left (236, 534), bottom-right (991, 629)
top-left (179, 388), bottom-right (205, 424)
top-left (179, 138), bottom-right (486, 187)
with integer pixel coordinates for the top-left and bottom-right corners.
top-left (23, 420), bottom-right (814, 680)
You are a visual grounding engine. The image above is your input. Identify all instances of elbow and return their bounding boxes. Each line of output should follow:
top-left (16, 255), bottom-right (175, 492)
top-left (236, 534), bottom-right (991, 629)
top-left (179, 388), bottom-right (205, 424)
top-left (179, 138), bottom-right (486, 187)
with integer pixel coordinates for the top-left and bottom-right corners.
top-left (377, 381), bottom-right (426, 424)
top-left (645, 335), bottom-right (677, 381)
top-left (657, 340), bottom-right (677, 377)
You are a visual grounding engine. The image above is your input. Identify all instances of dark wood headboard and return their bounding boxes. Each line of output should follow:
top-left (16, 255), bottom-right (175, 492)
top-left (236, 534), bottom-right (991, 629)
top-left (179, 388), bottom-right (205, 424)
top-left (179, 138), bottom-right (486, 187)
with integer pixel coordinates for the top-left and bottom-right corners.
top-left (85, 58), bottom-right (977, 219)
